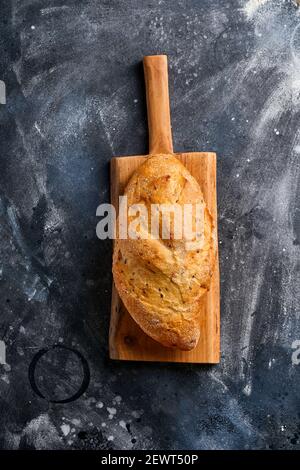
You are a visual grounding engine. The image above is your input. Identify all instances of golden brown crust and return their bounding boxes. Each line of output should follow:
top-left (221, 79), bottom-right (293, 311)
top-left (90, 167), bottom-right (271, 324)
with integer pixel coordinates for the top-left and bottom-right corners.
top-left (112, 154), bottom-right (216, 350)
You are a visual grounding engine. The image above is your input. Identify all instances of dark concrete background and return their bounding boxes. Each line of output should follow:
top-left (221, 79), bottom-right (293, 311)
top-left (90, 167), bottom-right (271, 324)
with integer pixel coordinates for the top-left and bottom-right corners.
top-left (0, 0), bottom-right (300, 450)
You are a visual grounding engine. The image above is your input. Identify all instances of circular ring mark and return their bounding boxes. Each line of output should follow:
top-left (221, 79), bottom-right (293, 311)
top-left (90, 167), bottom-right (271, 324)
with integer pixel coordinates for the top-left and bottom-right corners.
top-left (28, 344), bottom-right (90, 404)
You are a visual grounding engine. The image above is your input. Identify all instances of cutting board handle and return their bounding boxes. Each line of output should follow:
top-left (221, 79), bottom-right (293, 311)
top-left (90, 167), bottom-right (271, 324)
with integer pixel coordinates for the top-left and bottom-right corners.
top-left (143, 55), bottom-right (173, 155)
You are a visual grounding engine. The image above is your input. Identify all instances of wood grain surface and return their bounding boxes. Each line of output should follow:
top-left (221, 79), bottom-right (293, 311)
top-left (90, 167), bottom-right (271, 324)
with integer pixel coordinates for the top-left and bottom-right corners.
top-left (110, 152), bottom-right (220, 363)
top-left (143, 55), bottom-right (173, 154)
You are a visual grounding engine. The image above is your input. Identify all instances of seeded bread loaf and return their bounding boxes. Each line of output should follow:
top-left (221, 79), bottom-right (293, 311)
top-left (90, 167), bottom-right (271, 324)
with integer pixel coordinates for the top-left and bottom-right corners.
top-left (112, 153), bottom-right (216, 350)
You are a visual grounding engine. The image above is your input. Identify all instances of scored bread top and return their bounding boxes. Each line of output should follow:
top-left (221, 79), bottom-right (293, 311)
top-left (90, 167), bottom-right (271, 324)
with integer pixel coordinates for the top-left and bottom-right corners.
top-left (112, 153), bottom-right (216, 350)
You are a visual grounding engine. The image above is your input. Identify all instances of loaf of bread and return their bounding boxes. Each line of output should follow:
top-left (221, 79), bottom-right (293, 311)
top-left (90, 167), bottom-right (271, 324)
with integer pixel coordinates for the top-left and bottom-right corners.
top-left (112, 153), bottom-right (216, 350)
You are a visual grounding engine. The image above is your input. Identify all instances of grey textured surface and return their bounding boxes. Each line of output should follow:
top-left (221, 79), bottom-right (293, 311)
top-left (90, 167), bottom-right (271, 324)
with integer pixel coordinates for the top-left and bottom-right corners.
top-left (0, 0), bottom-right (300, 450)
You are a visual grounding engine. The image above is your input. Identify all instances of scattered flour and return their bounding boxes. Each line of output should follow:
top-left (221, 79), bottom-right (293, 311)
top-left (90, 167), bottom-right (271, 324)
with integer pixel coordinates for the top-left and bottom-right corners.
top-left (244, 0), bottom-right (272, 19)
top-left (22, 414), bottom-right (61, 450)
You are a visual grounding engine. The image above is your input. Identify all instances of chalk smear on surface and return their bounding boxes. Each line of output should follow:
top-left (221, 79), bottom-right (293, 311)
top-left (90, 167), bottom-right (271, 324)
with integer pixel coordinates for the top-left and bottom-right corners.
top-left (22, 414), bottom-right (61, 450)
top-left (244, 0), bottom-right (272, 19)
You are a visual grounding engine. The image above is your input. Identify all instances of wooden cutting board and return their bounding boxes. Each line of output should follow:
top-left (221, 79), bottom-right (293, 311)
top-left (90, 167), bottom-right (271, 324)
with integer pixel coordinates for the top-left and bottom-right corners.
top-left (109, 55), bottom-right (220, 363)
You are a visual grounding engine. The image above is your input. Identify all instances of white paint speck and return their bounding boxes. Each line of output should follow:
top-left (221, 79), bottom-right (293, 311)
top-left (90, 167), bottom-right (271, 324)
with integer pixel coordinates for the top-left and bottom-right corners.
top-left (294, 145), bottom-right (300, 154)
top-left (119, 420), bottom-right (127, 429)
top-left (96, 401), bottom-right (104, 409)
top-left (268, 358), bottom-right (276, 369)
top-left (243, 384), bottom-right (252, 396)
top-left (106, 406), bottom-right (117, 416)
top-left (61, 424), bottom-right (70, 436)
top-left (107, 435), bottom-right (114, 441)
